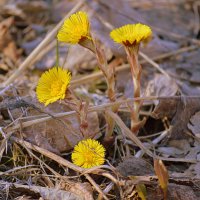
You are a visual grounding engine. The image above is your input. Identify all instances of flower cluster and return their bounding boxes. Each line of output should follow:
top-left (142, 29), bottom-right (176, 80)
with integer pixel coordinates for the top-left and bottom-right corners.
top-left (36, 11), bottom-right (153, 168)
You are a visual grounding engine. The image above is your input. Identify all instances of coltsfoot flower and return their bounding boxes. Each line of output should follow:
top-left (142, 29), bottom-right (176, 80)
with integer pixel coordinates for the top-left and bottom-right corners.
top-left (57, 11), bottom-right (91, 44)
top-left (36, 67), bottom-right (71, 106)
top-left (72, 139), bottom-right (106, 168)
top-left (110, 23), bottom-right (152, 46)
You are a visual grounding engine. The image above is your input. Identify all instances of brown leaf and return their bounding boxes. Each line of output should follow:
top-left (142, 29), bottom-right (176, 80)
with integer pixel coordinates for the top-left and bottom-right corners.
top-left (0, 17), bottom-right (21, 63)
top-left (3, 41), bottom-right (20, 63)
top-left (146, 183), bottom-right (199, 200)
top-left (146, 74), bottom-right (179, 98)
top-left (154, 159), bottom-right (169, 200)
top-left (117, 156), bottom-right (154, 177)
top-left (188, 111), bottom-right (200, 138)
top-left (23, 101), bottom-right (100, 153)
top-left (152, 97), bottom-right (200, 139)
top-left (0, 17), bottom-right (13, 50)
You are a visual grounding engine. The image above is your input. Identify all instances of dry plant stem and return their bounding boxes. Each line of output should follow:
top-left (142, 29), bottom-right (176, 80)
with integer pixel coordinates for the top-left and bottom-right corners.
top-left (93, 40), bottom-right (116, 102)
top-left (1, 0), bottom-right (85, 87)
top-left (93, 41), bottom-right (117, 137)
top-left (64, 89), bottom-right (89, 138)
top-left (85, 174), bottom-right (109, 200)
top-left (107, 110), bottom-right (153, 157)
top-left (81, 38), bottom-right (117, 137)
top-left (125, 46), bottom-right (141, 134)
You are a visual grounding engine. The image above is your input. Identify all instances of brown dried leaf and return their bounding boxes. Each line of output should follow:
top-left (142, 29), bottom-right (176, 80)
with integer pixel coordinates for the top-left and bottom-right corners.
top-left (23, 102), bottom-right (100, 153)
top-left (117, 156), bottom-right (154, 177)
top-left (3, 41), bottom-right (20, 63)
top-left (147, 74), bottom-right (179, 98)
top-left (146, 183), bottom-right (199, 200)
top-left (188, 111), bottom-right (200, 138)
top-left (152, 97), bottom-right (200, 139)
top-left (154, 159), bottom-right (169, 200)
top-left (0, 17), bottom-right (13, 50)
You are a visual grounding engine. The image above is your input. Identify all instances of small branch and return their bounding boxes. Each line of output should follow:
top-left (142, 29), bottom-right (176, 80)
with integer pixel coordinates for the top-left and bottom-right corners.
top-left (5, 96), bottom-right (200, 133)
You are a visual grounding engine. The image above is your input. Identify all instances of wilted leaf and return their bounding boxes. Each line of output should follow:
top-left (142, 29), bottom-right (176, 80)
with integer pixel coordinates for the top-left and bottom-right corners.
top-left (152, 97), bottom-right (200, 139)
top-left (154, 159), bottom-right (169, 200)
top-left (158, 139), bottom-right (190, 157)
top-left (188, 111), bottom-right (200, 138)
top-left (23, 101), bottom-right (100, 152)
top-left (146, 74), bottom-right (179, 100)
top-left (117, 156), bottom-right (154, 177)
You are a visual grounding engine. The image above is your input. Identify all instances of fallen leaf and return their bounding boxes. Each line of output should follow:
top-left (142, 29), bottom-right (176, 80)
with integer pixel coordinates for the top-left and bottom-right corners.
top-left (23, 101), bottom-right (100, 153)
top-left (117, 156), bottom-right (154, 177)
top-left (152, 97), bottom-right (200, 139)
top-left (188, 111), bottom-right (200, 138)
top-left (154, 159), bottom-right (169, 200)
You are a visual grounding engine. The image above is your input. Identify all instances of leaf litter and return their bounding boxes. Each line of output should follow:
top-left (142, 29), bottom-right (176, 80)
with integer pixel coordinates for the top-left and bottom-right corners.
top-left (0, 0), bottom-right (200, 199)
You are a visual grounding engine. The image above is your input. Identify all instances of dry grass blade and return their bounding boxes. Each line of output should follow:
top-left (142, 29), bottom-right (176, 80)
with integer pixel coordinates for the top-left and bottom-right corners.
top-left (107, 110), bottom-right (154, 157)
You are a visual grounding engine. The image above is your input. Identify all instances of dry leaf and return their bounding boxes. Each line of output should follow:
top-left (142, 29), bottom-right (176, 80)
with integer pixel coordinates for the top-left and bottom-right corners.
top-left (188, 111), bottom-right (200, 138)
top-left (152, 97), bottom-right (200, 139)
top-left (0, 17), bottom-right (21, 63)
top-left (23, 101), bottom-right (100, 152)
top-left (157, 139), bottom-right (190, 157)
top-left (146, 74), bottom-right (179, 99)
top-left (3, 41), bottom-right (20, 63)
top-left (154, 159), bottom-right (169, 200)
top-left (0, 17), bottom-right (13, 50)
top-left (117, 156), bottom-right (154, 177)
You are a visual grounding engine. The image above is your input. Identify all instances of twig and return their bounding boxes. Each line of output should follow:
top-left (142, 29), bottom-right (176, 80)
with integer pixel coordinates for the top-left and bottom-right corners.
top-left (85, 174), bottom-right (109, 200)
top-left (139, 51), bottom-right (169, 77)
top-left (5, 95), bottom-right (200, 133)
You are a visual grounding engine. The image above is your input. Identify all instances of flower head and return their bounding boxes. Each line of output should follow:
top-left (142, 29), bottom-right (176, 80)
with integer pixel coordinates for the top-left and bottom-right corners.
top-left (110, 23), bottom-right (152, 46)
top-left (72, 139), bottom-right (106, 168)
top-left (36, 67), bottom-right (71, 106)
top-left (57, 11), bottom-right (91, 44)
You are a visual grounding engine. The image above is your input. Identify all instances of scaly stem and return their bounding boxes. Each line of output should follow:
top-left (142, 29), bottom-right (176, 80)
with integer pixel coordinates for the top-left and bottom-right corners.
top-left (125, 46), bottom-right (143, 134)
top-left (64, 89), bottom-right (89, 138)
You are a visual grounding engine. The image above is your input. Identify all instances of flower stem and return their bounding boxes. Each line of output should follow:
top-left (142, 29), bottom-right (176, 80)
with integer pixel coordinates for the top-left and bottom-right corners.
top-left (125, 46), bottom-right (143, 134)
top-left (80, 39), bottom-right (117, 137)
top-left (56, 40), bottom-right (59, 66)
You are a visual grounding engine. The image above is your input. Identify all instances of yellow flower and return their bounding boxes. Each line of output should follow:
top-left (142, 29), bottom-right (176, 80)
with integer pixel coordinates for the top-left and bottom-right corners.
top-left (110, 23), bottom-right (152, 46)
top-left (57, 11), bottom-right (91, 44)
top-left (72, 139), bottom-right (106, 168)
top-left (36, 67), bottom-right (71, 106)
